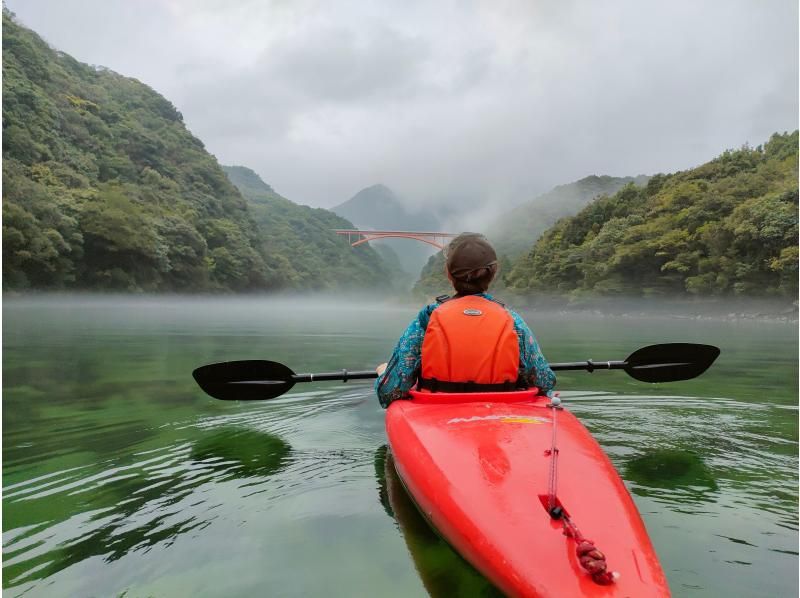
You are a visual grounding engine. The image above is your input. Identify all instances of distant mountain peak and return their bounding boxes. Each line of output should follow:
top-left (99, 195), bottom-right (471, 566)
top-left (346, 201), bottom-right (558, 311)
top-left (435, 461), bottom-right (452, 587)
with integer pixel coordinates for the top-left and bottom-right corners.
top-left (332, 184), bottom-right (440, 230)
top-left (362, 183), bottom-right (392, 194)
top-left (331, 184), bottom-right (442, 276)
top-left (337, 184), bottom-right (399, 210)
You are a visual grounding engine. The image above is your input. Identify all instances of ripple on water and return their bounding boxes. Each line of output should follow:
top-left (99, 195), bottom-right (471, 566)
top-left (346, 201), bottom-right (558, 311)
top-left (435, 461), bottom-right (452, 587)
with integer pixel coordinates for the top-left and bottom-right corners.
top-left (2, 387), bottom-right (382, 594)
top-left (3, 381), bottom-right (797, 597)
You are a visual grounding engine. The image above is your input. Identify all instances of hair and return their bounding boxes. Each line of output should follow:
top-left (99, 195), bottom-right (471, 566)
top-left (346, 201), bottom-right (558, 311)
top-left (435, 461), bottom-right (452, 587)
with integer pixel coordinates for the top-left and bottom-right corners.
top-left (445, 232), bottom-right (498, 295)
top-left (450, 263), bottom-right (497, 295)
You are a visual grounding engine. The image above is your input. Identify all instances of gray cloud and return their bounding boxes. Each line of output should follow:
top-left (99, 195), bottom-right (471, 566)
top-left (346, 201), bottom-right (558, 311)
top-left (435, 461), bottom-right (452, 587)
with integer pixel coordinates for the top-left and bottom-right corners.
top-left (7, 0), bottom-right (798, 220)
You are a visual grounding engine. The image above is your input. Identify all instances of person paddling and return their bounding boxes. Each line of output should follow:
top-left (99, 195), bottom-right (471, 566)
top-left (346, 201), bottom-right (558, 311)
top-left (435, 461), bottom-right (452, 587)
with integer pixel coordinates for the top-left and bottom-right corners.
top-left (375, 233), bottom-right (556, 407)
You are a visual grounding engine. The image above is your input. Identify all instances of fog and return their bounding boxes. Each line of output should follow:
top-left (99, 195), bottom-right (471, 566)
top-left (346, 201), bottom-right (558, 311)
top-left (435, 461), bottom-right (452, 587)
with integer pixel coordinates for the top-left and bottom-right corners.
top-left (8, 0), bottom-right (798, 220)
top-left (6, 292), bottom-right (796, 324)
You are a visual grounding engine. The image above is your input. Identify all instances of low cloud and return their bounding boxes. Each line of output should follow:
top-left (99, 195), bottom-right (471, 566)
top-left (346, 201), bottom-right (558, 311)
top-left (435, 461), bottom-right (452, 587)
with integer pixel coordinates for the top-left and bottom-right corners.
top-left (9, 0), bottom-right (798, 214)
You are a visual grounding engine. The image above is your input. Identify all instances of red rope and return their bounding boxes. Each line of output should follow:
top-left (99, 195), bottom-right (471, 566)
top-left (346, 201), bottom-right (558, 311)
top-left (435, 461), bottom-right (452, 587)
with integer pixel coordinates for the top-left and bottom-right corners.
top-left (561, 514), bottom-right (618, 585)
top-left (545, 399), bottom-right (618, 586)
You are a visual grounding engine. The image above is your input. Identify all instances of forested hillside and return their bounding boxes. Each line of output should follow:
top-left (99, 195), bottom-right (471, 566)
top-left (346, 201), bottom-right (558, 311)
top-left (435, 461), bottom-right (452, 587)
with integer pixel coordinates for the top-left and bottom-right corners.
top-left (2, 12), bottom-right (394, 293)
top-left (506, 132), bottom-right (798, 298)
top-left (222, 166), bottom-right (396, 290)
top-left (488, 175), bottom-right (649, 258)
top-left (1, 11), bottom-right (272, 291)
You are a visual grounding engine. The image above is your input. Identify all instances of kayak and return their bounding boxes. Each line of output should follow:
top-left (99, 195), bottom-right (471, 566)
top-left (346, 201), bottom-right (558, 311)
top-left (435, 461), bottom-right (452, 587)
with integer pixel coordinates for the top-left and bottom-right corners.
top-left (192, 344), bottom-right (717, 595)
top-left (385, 388), bottom-right (671, 597)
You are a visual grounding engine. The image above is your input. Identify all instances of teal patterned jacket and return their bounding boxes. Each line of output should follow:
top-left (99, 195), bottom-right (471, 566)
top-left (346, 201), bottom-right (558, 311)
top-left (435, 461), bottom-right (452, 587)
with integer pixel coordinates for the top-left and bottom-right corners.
top-left (375, 293), bottom-right (556, 408)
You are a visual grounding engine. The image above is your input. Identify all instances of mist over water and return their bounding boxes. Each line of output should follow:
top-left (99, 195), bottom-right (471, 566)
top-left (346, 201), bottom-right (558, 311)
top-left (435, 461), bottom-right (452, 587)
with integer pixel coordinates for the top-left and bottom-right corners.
top-left (3, 295), bottom-right (797, 597)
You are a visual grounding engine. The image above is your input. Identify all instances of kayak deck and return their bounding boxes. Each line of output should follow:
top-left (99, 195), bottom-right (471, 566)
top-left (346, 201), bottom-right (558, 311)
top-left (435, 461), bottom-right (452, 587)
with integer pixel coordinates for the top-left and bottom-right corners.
top-left (385, 390), bottom-right (670, 597)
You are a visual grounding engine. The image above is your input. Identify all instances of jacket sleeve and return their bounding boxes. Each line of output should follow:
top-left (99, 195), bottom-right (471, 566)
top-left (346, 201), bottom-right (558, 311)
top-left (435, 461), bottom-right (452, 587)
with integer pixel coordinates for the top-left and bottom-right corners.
top-left (509, 309), bottom-right (557, 395)
top-left (374, 304), bottom-right (436, 408)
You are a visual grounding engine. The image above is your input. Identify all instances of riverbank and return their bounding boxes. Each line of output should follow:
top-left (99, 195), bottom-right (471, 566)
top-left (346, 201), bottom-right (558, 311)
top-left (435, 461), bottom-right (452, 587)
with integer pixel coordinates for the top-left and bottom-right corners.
top-left (505, 294), bottom-right (799, 324)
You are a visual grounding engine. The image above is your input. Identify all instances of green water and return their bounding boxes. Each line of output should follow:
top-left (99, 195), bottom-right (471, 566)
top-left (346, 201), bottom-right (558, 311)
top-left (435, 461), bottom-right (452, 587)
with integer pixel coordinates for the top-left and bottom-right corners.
top-left (3, 296), bottom-right (798, 597)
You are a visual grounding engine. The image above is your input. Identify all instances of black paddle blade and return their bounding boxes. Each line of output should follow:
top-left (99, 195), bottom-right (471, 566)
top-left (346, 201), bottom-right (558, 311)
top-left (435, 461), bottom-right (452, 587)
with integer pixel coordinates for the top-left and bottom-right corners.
top-left (192, 360), bottom-right (296, 401)
top-left (624, 343), bottom-right (720, 383)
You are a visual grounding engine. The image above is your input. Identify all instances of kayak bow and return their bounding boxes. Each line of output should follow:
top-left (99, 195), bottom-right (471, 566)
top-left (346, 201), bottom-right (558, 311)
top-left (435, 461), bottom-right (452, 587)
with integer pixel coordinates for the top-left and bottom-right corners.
top-left (386, 389), bottom-right (671, 597)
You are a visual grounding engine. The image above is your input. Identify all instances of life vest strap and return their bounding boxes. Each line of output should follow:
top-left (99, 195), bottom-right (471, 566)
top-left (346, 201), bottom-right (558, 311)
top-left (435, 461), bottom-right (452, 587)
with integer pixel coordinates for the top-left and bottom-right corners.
top-left (418, 377), bottom-right (524, 393)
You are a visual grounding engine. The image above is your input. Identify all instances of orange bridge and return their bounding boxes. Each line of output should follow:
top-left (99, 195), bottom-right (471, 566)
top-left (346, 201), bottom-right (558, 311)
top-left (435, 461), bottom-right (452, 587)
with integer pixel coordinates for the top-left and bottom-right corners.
top-left (334, 229), bottom-right (458, 250)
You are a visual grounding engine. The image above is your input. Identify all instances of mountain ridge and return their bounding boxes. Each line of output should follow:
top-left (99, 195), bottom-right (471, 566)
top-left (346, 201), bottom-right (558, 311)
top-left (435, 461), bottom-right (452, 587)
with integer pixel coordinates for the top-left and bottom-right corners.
top-left (488, 174), bottom-right (650, 258)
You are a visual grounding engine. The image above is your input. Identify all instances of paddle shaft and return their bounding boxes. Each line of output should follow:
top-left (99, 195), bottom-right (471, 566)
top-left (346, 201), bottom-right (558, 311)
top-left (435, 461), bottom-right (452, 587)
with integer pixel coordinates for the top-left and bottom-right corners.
top-left (292, 370), bottom-right (377, 383)
top-left (287, 360), bottom-right (630, 384)
top-left (551, 360), bottom-right (626, 372)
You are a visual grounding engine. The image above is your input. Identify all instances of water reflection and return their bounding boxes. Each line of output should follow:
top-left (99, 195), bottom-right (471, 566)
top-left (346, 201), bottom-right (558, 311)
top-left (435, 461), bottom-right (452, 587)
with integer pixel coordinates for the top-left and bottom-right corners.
top-left (3, 427), bottom-right (291, 589)
top-left (625, 449), bottom-right (719, 504)
top-left (190, 428), bottom-right (291, 480)
top-left (374, 446), bottom-right (502, 598)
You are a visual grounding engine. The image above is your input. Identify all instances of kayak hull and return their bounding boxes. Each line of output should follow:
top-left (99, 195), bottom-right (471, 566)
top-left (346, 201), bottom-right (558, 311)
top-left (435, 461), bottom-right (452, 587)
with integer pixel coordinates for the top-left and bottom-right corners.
top-left (385, 390), bottom-right (670, 597)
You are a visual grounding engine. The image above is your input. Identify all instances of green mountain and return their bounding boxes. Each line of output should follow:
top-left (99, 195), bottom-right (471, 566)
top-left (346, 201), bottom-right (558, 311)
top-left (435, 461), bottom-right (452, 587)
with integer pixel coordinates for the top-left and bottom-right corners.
top-left (2, 10), bottom-right (269, 291)
top-left (332, 184), bottom-right (440, 277)
top-left (1, 11), bottom-right (393, 293)
top-left (506, 132), bottom-right (798, 298)
top-left (488, 175), bottom-right (650, 259)
top-left (222, 166), bottom-right (396, 290)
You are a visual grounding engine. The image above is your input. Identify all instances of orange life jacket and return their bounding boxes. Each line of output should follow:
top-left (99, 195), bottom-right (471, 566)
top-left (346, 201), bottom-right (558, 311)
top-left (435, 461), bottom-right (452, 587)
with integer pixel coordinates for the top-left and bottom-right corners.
top-left (419, 295), bottom-right (521, 392)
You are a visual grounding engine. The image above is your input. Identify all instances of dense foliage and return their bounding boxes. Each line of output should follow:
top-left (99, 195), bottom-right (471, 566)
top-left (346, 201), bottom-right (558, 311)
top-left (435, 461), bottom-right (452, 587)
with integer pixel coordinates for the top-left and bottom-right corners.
top-left (222, 166), bottom-right (395, 290)
top-left (1, 11), bottom-right (277, 291)
top-left (2, 12), bottom-right (394, 293)
top-left (488, 175), bottom-right (649, 259)
top-left (506, 132), bottom-right (799, 298)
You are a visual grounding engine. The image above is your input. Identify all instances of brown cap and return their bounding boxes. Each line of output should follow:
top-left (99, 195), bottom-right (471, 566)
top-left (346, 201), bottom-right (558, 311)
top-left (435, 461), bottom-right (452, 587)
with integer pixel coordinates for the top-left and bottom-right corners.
top-left (445, 233), bottom-right (498, 281)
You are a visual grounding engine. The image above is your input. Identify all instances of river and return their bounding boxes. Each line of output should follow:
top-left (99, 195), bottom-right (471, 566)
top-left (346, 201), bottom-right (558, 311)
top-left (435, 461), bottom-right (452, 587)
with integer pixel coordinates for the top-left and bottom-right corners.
top-left (3, 295), bottom-right (797, 597)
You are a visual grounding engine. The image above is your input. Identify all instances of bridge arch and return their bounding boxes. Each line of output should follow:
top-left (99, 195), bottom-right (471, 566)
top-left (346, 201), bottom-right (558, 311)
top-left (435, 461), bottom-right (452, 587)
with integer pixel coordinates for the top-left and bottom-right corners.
top-left (334, 229), bottom-right (457, 250)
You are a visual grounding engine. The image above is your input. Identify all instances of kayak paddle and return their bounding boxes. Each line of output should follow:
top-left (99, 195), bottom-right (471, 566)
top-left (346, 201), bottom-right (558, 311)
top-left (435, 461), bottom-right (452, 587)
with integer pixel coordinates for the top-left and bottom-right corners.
top-left (192, 342), bottom-right (720, 401)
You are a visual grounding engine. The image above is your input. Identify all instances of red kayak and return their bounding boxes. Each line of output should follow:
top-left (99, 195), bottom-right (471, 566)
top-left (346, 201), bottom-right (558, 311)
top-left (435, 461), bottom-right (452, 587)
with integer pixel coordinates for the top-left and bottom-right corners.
top-left (385, 388), bottom-right (670, 597)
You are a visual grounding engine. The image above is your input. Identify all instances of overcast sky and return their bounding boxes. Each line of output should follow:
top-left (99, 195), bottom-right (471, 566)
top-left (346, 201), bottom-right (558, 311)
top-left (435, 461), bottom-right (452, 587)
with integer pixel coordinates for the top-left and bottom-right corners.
top-left (7, 0), bottom-right (798, 221)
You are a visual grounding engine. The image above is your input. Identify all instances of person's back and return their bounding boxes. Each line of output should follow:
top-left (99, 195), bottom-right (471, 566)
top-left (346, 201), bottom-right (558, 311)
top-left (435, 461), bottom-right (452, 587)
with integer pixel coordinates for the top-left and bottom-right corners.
top-left (375, 233), bottom-right (555, 406)
top-left (419, 294), bottom-right (520, 391)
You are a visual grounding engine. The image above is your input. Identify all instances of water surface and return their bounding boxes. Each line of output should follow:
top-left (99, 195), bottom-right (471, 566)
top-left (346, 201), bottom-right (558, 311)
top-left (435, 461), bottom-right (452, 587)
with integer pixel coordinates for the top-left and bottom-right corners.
top-left (3, 296), bottom-right (797, 597)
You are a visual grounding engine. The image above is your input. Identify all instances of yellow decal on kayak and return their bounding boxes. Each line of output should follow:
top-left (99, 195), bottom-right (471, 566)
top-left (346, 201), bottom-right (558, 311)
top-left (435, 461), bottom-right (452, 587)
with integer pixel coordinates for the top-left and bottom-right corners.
top-left (500, 417), bottom-right (547, 425)
top-left (447, 415), bottom-right (550, 425)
